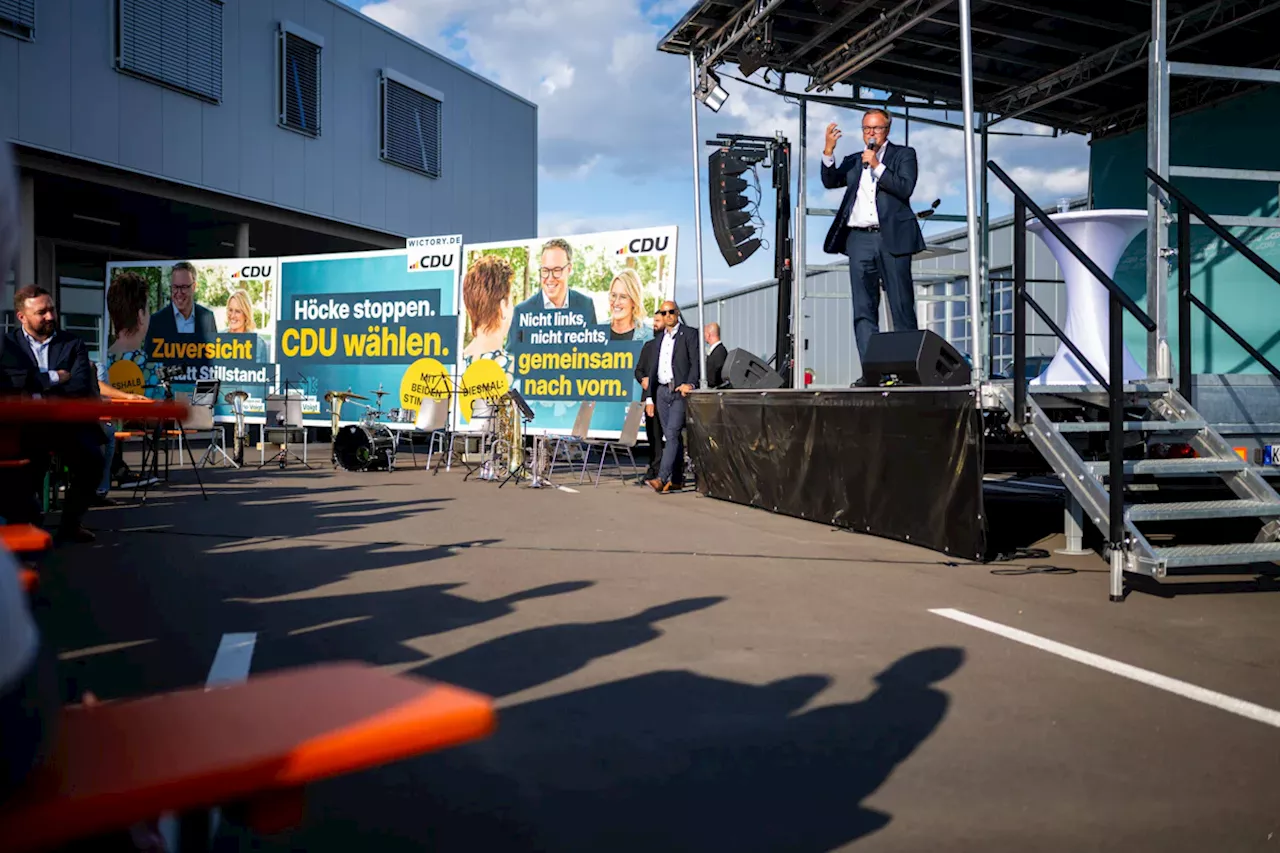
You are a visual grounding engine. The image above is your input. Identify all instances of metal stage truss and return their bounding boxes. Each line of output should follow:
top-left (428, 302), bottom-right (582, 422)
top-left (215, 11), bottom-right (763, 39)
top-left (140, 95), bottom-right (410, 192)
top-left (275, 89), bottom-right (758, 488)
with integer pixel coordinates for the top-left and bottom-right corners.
top-left (658, 0), bottom-right (1280, 599)
top-left (659, 0), bottom-right (1280, 387)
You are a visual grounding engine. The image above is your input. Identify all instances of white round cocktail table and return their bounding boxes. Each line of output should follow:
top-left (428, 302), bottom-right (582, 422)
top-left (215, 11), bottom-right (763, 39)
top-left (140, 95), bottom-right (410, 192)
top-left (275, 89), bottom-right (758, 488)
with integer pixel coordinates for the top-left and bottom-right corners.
top-left (1025, 210), bottom-right (1146, 386)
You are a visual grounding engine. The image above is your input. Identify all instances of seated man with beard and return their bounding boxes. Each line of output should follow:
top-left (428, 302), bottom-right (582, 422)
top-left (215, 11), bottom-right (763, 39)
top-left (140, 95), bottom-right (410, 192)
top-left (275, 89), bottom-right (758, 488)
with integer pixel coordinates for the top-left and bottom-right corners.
top-left (2, 285), bottom-right (105, 543)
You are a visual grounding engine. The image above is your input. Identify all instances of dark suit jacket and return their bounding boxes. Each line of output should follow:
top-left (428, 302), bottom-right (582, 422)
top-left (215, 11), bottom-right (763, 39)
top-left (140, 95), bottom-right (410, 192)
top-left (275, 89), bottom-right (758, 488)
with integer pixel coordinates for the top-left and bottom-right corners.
top-left (635, 337), bottom-right (658, 389)
top-left (646, 324), bottom-right (701, 401)
top-left (2, 329), bottom-right (97, 398)
top-left (507, 288), bottom-right (597, 348)
top-left (148, 303), bottom-right (218, 343)
top-left (821, 141), bottom-right (926, 258)
top-left (706, 342), bottom-right (727, 388)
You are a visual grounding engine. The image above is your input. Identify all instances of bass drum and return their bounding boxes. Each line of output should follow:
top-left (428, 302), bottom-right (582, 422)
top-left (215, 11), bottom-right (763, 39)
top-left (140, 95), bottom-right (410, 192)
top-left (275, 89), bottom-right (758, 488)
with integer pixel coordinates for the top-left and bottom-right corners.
top-left (332, 424), bottom-right (395, 471)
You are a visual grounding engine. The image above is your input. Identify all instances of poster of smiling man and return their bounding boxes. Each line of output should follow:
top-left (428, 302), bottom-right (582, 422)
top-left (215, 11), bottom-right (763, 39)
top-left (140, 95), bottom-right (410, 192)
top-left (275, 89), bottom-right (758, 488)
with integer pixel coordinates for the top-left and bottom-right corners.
top-left (457, 225), bottom-right (677, 437)
top-left (104, 258), bottom-right (276, 421)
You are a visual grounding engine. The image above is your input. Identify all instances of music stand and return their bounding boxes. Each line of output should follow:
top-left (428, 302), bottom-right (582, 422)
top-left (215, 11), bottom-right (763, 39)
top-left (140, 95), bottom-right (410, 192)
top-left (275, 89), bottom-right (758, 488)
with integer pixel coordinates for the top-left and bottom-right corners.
top-left (258, 382), bottom-right (313, 469)
top-left (498, 389), bottom-right (537, 488)
top-left (133, 375), bottom-right (209, 505)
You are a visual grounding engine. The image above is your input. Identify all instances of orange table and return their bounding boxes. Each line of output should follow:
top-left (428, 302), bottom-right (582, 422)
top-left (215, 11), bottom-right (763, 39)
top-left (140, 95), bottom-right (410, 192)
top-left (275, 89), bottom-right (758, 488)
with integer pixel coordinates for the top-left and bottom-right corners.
top-left (0, 398), bottom-right (186, 424)
top-left (0, 662), bottom-right (495, 851)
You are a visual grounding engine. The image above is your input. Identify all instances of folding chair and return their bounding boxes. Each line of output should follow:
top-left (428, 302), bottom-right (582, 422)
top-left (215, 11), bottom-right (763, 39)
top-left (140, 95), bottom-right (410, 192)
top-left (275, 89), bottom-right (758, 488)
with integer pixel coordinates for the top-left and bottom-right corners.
top-left (546, 401), bottom-right (596, 481)
top-left (579, 401), bottom-right (645, 485)
top-left (185, 388), bottom-right (235, 469)
top-left (407, 398), bottom-right (451, 470)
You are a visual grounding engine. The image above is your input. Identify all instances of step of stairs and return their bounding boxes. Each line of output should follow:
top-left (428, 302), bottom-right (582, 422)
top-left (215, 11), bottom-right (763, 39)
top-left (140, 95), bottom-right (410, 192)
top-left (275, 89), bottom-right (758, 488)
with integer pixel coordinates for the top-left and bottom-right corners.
top-left (1054, 420), bottom-right (1207, 434)
top-left (1085, 458), bottom-right (1247, 476)
top-left (1152, 542), bottom-right (1280, 570)
top-left (1126, 500), bottom-right (1280, 522)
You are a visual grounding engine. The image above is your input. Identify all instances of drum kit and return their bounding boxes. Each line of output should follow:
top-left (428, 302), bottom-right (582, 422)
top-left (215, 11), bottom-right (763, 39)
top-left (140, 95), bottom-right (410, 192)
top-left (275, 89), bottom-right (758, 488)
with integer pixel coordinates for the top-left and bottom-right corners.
top-left (326, 386), bottom-right (398, 472)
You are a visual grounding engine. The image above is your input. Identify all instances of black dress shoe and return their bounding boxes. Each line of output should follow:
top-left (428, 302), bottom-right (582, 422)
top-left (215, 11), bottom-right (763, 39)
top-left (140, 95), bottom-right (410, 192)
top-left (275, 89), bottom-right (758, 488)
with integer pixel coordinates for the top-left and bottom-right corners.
top-left (56, 526), bottom-right (96, 545)
top-left (851, 376), bottom-right (874, 388)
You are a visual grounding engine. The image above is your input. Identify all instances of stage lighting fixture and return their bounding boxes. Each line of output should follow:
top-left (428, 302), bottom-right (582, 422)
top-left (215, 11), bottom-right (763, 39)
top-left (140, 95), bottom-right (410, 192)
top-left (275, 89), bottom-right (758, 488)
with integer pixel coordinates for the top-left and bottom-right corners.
top-left (708, 149), bottom-right (761, 267)
top-left (695, 70), bottom-right (729, 112)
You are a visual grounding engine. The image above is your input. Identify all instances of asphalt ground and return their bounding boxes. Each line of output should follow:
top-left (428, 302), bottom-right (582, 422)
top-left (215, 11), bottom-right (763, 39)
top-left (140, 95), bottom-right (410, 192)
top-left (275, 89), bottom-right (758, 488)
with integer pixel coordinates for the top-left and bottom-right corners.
top-left (28, 451), bottom-right (1280, 852)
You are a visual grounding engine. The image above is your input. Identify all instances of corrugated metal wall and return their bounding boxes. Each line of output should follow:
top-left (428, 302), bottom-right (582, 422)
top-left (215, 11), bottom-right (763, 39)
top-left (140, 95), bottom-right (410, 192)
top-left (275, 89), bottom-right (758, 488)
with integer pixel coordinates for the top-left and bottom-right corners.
top-left (0, 0), bottom-right (537, 244)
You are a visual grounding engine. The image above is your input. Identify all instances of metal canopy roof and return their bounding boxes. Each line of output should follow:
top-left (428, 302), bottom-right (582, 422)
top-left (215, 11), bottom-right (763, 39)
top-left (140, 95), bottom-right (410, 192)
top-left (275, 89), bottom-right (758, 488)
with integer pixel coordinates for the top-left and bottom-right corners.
top-left (657, 0), bottom-right (1280, 138)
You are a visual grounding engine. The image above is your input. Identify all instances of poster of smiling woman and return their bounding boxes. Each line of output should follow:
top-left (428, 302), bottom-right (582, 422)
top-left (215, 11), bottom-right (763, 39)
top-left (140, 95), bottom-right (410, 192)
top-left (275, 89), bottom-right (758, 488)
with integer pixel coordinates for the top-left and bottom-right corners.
top-left (457, 225), bottom-right (677, 438)
top-left (104, 258), bottom-right (276, 421)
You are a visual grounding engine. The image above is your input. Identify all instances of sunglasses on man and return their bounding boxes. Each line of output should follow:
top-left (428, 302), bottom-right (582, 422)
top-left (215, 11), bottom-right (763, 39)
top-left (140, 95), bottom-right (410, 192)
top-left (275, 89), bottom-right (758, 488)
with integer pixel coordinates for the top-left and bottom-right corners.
top-left (656, 309), bottom-right (676, 316)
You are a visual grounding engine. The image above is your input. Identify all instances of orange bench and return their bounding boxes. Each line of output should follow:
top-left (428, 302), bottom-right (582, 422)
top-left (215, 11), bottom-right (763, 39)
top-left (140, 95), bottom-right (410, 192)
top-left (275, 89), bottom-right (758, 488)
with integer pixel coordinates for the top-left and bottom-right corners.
top-left (0, 662), bottom-right (495, 851)
top-left (0, 398), bottom-right (185, 424)
top-left (1, 524), bottom-right (53, 555)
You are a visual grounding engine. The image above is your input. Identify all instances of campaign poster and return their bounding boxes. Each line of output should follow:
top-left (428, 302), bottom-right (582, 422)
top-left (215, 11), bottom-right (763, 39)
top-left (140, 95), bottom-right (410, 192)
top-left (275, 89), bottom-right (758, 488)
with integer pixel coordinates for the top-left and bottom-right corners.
top-left (103, 258), bottom-right (277, 421)
top-left (275, 237), bottom-right (461, 427)
top-left (458, 226), bottom-right (678, 437)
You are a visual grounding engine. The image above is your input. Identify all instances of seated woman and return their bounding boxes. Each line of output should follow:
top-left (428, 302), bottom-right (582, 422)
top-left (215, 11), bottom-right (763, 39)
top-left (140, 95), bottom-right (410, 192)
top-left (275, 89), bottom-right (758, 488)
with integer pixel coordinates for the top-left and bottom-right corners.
top-left (606, 269), bottom-right (653, 342)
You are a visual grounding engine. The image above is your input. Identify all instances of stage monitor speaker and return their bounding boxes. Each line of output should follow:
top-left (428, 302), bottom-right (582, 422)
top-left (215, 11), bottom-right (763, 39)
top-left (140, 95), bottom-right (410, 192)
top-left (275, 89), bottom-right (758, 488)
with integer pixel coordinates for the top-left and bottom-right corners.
top-left (723, 348), bottom-right (785, 390)
top-left (861, 330), bottom-right (971, 386)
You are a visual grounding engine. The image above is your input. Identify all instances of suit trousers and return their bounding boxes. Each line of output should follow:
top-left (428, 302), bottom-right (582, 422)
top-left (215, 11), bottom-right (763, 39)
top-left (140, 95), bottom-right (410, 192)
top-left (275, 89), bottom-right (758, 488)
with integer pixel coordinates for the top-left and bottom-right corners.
top-left (643, 408), bottom-right (663, 478)
top-left (846, 228), bottom-right (918, 365)
top-left (655, 385), bottom-right (687, 485)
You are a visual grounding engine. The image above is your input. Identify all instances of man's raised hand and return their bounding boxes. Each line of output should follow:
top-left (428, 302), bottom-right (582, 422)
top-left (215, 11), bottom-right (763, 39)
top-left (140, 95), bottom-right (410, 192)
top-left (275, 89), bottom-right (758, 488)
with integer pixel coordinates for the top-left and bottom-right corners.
top-left (824, 122), bottom-right (842, 157)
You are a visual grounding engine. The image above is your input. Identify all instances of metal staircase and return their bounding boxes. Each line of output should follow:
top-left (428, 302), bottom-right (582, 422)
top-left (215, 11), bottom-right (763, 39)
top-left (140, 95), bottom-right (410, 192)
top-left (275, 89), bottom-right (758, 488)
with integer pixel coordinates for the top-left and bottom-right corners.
top-left (992, 382), bottom-right (1280, 582)
top-left (987, 159), bottom-right (1280, 600)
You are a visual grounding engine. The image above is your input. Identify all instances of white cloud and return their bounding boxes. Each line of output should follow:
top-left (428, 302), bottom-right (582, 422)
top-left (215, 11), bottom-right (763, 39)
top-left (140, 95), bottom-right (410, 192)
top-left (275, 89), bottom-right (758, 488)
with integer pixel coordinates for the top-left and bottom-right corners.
top-left (361, 0), bottom-right (692, 180)
top-left (357, 1), bottom-right (1092, 291)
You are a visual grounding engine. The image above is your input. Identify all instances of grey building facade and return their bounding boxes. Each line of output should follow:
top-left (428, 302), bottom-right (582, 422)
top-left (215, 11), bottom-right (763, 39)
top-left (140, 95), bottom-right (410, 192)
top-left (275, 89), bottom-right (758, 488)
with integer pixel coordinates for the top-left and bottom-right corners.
top-left (1, 0), bottom-right (537, 360)
top-left (684, 197), bottom-right (1087, 388)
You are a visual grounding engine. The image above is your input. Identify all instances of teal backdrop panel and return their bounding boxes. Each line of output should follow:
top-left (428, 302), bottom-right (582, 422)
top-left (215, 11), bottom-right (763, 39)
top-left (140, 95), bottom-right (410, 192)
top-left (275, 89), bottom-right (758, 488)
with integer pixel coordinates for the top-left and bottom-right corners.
top-left (1090, 87), bottom-right (1280, 375)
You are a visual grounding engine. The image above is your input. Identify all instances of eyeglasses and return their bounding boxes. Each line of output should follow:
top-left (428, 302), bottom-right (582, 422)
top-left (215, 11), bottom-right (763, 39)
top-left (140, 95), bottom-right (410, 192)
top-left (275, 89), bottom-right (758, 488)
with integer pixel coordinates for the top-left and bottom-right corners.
top-left (170, 285), bottom-right (193, 292)
top-left (539, 265), bottom-right (570, 279)
top-left (656, 309), bottom-right (676, 316)
top-left (862, 124), bottom-right (888, 132)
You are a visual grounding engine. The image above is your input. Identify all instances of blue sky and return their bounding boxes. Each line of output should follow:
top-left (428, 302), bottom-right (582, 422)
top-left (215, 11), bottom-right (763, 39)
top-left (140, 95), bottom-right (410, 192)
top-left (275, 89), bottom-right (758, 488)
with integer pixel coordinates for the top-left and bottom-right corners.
top-left (350, 0), bottom-right (1091, 303)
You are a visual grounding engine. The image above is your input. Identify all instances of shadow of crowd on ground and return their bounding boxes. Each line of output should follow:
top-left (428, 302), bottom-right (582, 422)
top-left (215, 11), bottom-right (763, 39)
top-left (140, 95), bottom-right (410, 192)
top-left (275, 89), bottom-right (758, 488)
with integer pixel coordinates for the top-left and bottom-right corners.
top-left (32, 470), bottom-right (969, 852)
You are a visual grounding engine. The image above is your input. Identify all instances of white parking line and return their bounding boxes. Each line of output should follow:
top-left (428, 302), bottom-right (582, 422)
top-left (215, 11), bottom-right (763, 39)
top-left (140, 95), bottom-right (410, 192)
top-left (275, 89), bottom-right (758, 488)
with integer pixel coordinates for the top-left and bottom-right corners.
top-left (205, 632), bottom-right (257, 687)
top-left (159, 632), bottom-right (259, 849)
top-left (930, 608), bottom-right (1280, 730)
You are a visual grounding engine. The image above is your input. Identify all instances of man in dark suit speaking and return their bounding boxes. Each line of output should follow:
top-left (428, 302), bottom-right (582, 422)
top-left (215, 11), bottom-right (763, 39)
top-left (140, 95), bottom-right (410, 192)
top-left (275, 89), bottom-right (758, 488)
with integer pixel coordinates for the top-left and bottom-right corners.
top-left (148, 261), bottom-right (217, 342)
top-left (644, 301), bottom-right (699, 494)
top-left (507, 238), bottom-right (597, 348)
top-left (820, 110), bottom-right (926, 386)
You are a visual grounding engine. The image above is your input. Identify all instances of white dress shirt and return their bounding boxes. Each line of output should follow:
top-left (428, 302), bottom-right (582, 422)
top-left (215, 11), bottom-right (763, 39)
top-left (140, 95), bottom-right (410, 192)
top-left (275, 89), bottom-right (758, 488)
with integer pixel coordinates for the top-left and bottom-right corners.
top-left (823, 141), bottom-right (890, 228)
top-left (173, 303), bottom-right (195, 334)
top-left (22, 328), bottom-right (60, 386)
top-left (645, 323), bottom-right (681, 404)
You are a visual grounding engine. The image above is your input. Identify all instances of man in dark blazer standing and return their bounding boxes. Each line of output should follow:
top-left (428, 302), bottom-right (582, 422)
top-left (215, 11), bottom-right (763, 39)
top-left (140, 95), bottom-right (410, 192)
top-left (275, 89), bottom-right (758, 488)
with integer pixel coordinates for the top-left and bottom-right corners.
top-left (644, 301), bottom-right (699, 493)
top-left (633, 312), bottom-right (666, 481)
top-left (820, 110), bottom-right (926, 385)
top-left (147, 261), bottom-right (217, 343)
top-left (703, 322), bottom-right (727, 388)
top-left (3, 285), bottom-right (104, 543)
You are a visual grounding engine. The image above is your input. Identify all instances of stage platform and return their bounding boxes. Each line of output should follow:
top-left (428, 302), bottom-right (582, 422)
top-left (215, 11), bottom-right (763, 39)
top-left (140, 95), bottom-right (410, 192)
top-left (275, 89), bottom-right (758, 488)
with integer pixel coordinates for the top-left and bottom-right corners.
top-left (685, 386), bottom-right (988, 561)
top-left (686, 380), bottom-right (1280, 564)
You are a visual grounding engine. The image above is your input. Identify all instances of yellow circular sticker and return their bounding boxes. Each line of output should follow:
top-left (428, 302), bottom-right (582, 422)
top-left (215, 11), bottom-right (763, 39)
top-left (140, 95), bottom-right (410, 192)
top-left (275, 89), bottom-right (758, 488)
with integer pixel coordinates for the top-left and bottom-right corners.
top-left (459, 358), bottom-right (510, 422)
top-left (107, 359), bottom-right (145, 397)
top-left (398, 357), bottom-right (453, 413)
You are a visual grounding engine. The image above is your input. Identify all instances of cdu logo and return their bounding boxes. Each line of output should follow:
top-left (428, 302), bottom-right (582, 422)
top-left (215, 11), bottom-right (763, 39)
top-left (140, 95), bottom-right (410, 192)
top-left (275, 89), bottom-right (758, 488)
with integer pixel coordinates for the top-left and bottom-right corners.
top-left (616, 236), bottom-right (670, 255)
top-left (409, 253), bottom-right (455, 270)
top-left (232, 265), bottom-right (273, 279)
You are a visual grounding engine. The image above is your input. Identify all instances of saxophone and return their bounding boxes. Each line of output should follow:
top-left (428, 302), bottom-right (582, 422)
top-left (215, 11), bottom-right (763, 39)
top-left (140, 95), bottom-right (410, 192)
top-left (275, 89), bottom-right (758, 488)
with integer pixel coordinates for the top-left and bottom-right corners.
top-left (485, 393), bottom-right (523, 479)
